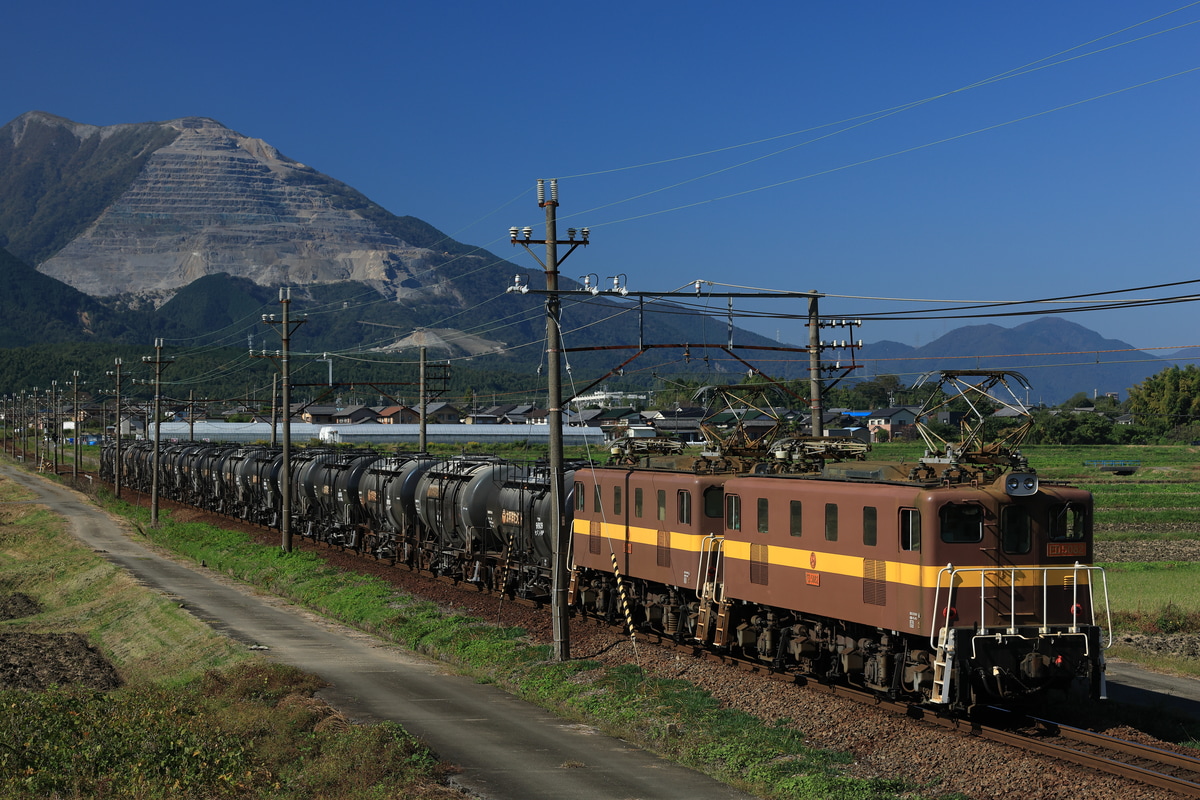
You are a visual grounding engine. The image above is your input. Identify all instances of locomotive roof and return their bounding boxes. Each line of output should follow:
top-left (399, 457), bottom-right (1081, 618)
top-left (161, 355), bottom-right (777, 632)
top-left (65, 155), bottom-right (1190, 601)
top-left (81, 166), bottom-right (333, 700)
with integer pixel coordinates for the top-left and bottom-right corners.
top-left (818, 460), bottom-right (927, 484)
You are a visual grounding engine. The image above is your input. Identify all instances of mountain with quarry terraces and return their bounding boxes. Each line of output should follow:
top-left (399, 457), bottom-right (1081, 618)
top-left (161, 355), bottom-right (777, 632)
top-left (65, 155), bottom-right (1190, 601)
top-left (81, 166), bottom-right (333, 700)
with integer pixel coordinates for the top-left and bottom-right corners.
top-left (0, 111), bottom-right (641, 365)
top-left (0, 112), bottom-right (498, 303)
top-left (0, 111), bottom-right (1183, 404)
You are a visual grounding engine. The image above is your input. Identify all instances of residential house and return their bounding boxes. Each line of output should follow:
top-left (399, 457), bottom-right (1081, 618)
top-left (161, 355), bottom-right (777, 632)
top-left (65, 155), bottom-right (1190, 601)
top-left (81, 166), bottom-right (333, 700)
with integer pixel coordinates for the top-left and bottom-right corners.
top-left (643, 405), bottom-right (707, 441)
top-left (866, 407), bottom-right (919, 442)
top-left (377, 405), bottom-right (419, 424)
top-left (301, 405), bottom-right (340, 424)
top-left (333, 405), bottom-right (380, 424)
top-left (423, 402), bottom-right (463, 424)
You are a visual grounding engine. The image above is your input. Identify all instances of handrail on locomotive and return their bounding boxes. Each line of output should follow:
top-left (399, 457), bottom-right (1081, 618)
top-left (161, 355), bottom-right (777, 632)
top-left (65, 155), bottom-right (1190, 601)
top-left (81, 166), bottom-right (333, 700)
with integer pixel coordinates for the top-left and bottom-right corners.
top-left (931, 563), bottom-right (1113, 652)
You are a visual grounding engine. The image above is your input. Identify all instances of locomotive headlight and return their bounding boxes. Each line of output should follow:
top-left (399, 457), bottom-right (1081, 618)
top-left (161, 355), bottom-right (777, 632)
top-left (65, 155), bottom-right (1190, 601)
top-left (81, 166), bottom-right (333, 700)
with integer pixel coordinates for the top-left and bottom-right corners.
top-left (1004, 473), bottom-right (1038, 496)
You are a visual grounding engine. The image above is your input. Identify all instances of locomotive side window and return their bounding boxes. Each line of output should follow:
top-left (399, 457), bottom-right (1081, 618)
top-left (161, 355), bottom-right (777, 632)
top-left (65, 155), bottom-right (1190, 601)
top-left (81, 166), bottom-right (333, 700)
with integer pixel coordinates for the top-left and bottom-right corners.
top-left (863, 506), bottom-right (877, 546)
top-left (825, 503), bottom-right (838, 541)
top-left (1001, 505), bottom-right (1032, 554)
top-left (726, 494), bottom-right (742, 531)
top-left (678, 490), bottom-right (692, 525)
top-left (790, 500), bottom-right (802, 537)
top-left (757, 497), bottom-right (770, 534)
top-left (657, 489), bottom-right (666, 521)
top-left (703, 486), bottom-right (723, 519)
top-left (613, 486), bottom-right (622, 515)
top-left (900, 508), bottom-right (921, 551)
top-left (940, 503), bottom-right (983, 543)
top-left (593, 484), bottom-right (602, 513)
top-left (574, 481), bottom-right (584, 511)
top-left (1049, 503), bottom-right (1087, 541)
top-left (634, 488), bottom-right (643, 518)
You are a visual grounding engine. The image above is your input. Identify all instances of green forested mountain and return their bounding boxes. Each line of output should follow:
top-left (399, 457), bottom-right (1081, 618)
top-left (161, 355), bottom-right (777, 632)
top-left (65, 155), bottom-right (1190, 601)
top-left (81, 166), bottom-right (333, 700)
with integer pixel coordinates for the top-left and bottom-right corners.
top-left (0, 112), bottom-right (180, 265)
top-left (0, 245), bottom-right (176, 345)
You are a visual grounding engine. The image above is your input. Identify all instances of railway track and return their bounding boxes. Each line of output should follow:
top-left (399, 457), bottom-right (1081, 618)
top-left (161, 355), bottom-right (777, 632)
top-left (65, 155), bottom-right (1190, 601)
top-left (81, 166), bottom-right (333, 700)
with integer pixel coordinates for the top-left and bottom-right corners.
top-left (979, 711), bottom-right (1200, 797)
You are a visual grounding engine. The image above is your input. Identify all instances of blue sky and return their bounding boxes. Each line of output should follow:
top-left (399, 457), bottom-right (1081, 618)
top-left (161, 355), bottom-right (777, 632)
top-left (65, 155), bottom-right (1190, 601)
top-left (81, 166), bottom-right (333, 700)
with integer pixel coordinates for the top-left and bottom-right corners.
top-left (4, 1), bottom-right (1197, 353)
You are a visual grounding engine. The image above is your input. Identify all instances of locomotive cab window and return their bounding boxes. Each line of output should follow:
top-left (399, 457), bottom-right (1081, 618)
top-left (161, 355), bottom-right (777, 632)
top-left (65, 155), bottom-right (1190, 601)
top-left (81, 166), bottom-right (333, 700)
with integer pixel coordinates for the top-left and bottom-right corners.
top-left (634, 487), bottom-right (643, 518)
top-left (613, 486), bottom-right (622, 515)
top-left (574, 481), bottom-right (584, 511)
top-left (862, 506), bottom-right (877, 546)
top-left (703, 486), bottom-right (723, 519)
top-left (900, 508), bottom-right (921, 551)
top-left (1049, 502), bottom-right (1087, 541)
top-left (593, 484), bottom-right (602, 513)
top-left (678, 490), bottom-right (692, 526)
top-left (824, 503), bottom-right (838, 542)
top-left (657, 489), bottom-right (666, 521)
top-left (726, 493), bottom-right (742, 531)
top-left (757, 497), bottom-right (770, 534)
top-left (940, 502), bottom-right (983, 543)
top-left (1001, 505), bottom-right (1032, 554)
top-left (790, 500), bottom-right (802, 537)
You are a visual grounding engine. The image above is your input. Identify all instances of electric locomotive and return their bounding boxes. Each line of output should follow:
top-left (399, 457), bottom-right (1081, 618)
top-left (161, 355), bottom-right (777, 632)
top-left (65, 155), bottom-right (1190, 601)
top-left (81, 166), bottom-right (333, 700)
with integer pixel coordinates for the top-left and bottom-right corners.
top-left (570, 372), bottom-right (1110, 709)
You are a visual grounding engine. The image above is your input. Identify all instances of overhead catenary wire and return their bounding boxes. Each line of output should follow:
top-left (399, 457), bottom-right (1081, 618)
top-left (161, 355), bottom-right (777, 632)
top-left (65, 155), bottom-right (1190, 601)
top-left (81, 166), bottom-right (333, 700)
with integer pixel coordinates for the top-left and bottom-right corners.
top-left (557, 2), bottom-right (1200, 183)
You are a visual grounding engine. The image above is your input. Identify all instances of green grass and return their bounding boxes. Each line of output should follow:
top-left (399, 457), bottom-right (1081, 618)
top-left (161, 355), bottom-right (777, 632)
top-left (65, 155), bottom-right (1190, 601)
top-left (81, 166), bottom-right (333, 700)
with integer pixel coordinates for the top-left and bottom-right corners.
top-left (0, 472), bottom-right (472, 800)
top-left (1098, 562), bottom-right (1200, 619)
top-left (0, 503), bottom-right (244, 687)
top-left (0, 663), bottom-right (460, 800)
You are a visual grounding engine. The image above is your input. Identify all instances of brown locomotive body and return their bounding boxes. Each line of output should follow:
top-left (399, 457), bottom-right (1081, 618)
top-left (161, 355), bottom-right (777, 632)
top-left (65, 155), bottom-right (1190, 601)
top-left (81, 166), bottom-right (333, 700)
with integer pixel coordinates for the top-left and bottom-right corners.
top-left (571, 455), bottom-right (1108, 708)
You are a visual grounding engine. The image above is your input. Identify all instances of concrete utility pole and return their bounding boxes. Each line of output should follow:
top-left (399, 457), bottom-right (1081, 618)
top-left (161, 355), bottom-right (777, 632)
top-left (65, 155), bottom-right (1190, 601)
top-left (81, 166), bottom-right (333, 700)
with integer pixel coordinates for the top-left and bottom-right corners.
top-left (106, 359), bottom-right (124, 498)
top-left (32, 387), bottom-right (40, 466)
top-left (188, 389), bottom-right (196, 441)
top-left (270, 374), bottom-right (278, 447)
top-left (143, 339), bottom-right (173, 527)
top-left (510, 179), bottom-right (591, 663)
top-left (51, 380), bottom-right (62, 474)
top-left (19, 391), bottom-right (28, 460)
top-left (258, 288), bottom-right (306, 553)
top-left (808, 294), bottom-right (823, 438)
top-left (71, 370), bottom-right (81, 480)
top-left (419, 346), bottom-right (427, 451)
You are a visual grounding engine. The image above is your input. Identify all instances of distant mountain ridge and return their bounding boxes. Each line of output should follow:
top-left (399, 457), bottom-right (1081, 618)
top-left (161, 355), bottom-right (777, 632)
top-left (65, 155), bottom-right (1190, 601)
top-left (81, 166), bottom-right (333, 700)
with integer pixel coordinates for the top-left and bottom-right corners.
top-left (858, 317), bottom-right (1163, 405)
